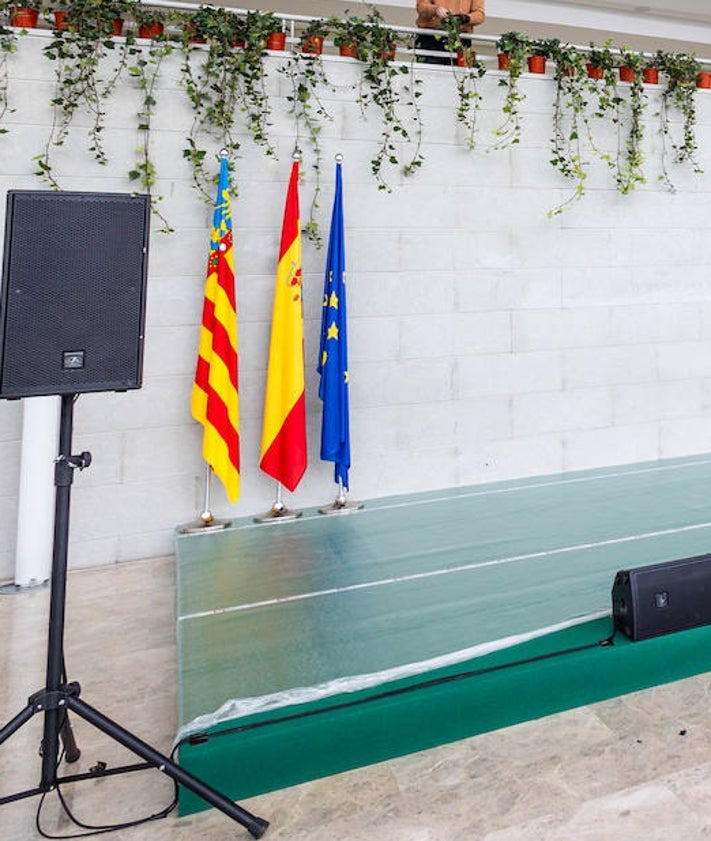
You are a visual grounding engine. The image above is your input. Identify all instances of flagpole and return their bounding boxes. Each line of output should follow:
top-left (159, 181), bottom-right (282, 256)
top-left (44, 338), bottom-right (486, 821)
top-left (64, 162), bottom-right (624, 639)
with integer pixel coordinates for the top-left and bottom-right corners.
top-left (178, 463), bottom-right (231, 533)
top-left (253, 481), bottom-right (302, 523)
top-left (316, 153), bottom-right (363, 516)
top-left (256, 154), bottom-right (307, 523)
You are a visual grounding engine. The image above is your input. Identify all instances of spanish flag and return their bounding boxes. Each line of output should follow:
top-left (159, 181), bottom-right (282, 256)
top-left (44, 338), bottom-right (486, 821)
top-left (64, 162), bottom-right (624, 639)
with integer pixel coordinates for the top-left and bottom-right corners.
top-left (259, 161), bottom-right (307, 492)
top-left (191, 157), bottom-right (240, 503)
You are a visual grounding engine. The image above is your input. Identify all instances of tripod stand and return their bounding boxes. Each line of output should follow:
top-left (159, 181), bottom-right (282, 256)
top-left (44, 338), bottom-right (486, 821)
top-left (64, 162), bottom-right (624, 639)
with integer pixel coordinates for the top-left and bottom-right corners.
top-left (0, 393), bottom-right (269, 838)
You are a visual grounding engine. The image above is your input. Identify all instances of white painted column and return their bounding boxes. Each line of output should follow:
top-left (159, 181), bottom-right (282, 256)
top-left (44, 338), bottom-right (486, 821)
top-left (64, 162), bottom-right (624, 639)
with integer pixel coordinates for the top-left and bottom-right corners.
top-left (14, 396), bottom-right (60, 587)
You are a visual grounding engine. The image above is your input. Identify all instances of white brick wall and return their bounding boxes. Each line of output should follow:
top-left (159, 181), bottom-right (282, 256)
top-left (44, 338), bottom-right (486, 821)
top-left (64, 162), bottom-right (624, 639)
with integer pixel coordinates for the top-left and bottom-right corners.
top-left (1, 32), bottom-right (711, 579)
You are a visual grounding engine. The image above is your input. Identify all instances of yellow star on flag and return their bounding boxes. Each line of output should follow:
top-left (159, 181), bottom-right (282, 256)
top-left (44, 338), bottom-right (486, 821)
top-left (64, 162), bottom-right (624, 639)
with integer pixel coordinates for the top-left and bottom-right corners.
top-left (327, 321), bottom-right (339, 341)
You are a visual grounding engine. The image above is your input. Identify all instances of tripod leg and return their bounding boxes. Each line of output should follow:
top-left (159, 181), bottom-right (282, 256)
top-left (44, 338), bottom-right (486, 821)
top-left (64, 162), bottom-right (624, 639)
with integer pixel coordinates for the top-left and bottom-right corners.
top-left (0, 702), bottom-right (36, 746)
top-left (66, 695), bottom-right (269, 839)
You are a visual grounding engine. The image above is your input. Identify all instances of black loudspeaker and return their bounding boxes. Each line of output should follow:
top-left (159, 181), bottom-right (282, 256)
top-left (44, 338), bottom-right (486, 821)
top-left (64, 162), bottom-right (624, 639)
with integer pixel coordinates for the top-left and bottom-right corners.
top-left (612, 553), bottom-right (711, 641)
top-left (0, 191), bottom-right (150, 398)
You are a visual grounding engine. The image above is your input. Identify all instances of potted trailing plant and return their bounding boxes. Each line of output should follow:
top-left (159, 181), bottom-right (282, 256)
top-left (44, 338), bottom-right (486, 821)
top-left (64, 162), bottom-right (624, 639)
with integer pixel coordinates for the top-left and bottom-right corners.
top-left (439, 13), bottom-right (485, 149)
top-left (585, 41), bottom-right (615, 80)
top-left (278, 36), bottom-right (335, 244)
top-left (233, 11), bottom-right (279, 150)
top-left (643, 60), bottom-right (659, 85)
top-left (356, 5), bottom-right (422, 190)
top-left (654, 50), bottom-right (702, 187)
top-left (301, 17), bottom-right (328, 55)
top-left (177, 5), bottom-right (246, 200)
top-left (329, 10), bottom-right (368, 59)
top-left (615, 47), bottom-right (648, 194)
top-left (244, 10), bottom-right (284, 51)
top-left (176, 5), bottom-right (242, 47)
top-left (133, 5), bottom-right (165, 39)
top-left (527, 37), bottom-right (558, 74)
top-left (617, 47), bottom-right (645, 82)
top-left (493, 31), bottom-right (530, 148)
top-left (546, 41), bottom-right (590, 214)
top-left (52, 0), bottom-right (134, 37)
top-left (496, 30), bottom-right (529, 72)
top-left (37, 0), bottom-right (139, 189)
top-left (439, 12), bottom-right (473, 67)
top-left (9, 0), bottom-right (42, 28)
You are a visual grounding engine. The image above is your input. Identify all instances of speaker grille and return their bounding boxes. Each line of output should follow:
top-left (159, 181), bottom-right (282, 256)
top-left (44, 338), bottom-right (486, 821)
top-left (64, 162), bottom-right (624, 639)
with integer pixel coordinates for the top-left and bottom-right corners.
top-left (0, 191), bottom-right (150, 398)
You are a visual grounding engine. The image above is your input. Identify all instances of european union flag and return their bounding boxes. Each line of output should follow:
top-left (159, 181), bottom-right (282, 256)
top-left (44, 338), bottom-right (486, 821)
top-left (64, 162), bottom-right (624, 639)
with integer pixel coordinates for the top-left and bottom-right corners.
top-left (318, 159), bottom-right (351, 489)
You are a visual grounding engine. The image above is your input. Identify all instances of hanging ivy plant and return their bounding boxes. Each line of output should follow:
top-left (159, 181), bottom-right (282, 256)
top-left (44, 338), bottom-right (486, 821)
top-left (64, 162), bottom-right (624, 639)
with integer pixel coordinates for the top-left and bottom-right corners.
top-left (614, 47), bottom-right (648, 194)
top-left (546, 41), bottom-right (590, 215)
top-left (0, 11), bottom-right (17, 136)
top-left (279, 32), bottom-right (334, 247)
top-left (357, 6), bottom-right (423, 191)
top-left (127, 35), bottom-right (174, 232)
top-left (440, 13), bottom-right (485, 151)
top-left (492, 31), bottom-right (530, 149)
top-left (0, 4), bottom-right (707, 229)
top-left (176, 6), bottom-right (244, 201)
top-left (653, 49), bottom-right (702, 190)
top-left (35, 0), bottom-right (138, 188)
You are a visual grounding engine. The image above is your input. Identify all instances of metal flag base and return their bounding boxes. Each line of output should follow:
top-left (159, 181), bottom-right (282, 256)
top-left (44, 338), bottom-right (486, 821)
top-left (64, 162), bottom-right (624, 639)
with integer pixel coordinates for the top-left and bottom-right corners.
top-left (177, 513), bottom-right (231, 535)
top-left (253, 483), bottom-right (302, 523)
top-left (318, 482), bottom-right (364, 516)
top-left (178, 464), bottom-right (231, 534)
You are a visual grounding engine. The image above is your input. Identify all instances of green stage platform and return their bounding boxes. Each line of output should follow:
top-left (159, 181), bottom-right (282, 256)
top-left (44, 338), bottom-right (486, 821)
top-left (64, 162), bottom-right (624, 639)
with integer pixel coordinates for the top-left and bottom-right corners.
top-left (174, 454), bottom-right (711, 814)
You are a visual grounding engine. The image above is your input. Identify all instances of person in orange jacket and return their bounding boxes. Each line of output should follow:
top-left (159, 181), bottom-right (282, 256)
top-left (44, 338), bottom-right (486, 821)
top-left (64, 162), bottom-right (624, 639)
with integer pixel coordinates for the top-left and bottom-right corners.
top-left (415, 0), bottom-right (485, 64)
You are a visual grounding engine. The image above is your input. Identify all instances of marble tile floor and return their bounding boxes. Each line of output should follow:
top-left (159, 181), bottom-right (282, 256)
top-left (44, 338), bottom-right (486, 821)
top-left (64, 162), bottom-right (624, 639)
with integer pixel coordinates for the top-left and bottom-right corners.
top-left (3, 555), bottom-right (711, 840)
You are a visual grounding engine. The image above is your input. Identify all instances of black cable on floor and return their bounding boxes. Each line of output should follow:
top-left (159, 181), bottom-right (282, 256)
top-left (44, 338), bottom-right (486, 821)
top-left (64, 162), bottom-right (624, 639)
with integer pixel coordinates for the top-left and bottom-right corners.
top-left (34, 668), bottom-right (179, 839)
top-left (181, 626), bottom-right (617, 749)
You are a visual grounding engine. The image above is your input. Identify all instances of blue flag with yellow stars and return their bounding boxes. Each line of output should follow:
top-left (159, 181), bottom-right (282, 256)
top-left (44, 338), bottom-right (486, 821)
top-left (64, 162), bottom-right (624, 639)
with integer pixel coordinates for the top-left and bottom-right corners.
top-left (317, 159), bottom-right (351, 489)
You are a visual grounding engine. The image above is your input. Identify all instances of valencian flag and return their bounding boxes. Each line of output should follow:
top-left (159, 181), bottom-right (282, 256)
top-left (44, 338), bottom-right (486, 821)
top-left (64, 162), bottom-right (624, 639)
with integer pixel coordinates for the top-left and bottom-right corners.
top-left (317, 159), bottom-right (351, 489)
top-left (190, 156), bottom-right (240, 503)
top-left (259, 161), bottom-right (307, 492)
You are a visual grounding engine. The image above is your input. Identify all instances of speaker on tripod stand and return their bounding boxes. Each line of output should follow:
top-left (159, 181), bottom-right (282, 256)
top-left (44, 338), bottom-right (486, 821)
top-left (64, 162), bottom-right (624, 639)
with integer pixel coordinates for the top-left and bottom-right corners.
top-left (0, 190), bottom-right (268, 838)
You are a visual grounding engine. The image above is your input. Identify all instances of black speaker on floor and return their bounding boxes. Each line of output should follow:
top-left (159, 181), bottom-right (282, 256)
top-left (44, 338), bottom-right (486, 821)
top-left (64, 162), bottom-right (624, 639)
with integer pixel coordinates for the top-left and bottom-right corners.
top-left (0, 190), bottom-right (150, 399)
top-left (612, 553), bottom-right (711, 641)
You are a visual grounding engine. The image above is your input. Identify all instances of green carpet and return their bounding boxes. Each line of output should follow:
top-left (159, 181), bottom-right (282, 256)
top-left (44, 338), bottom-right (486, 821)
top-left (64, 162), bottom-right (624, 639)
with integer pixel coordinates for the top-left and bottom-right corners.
top-left (174, 455), bottom-right (711, 814)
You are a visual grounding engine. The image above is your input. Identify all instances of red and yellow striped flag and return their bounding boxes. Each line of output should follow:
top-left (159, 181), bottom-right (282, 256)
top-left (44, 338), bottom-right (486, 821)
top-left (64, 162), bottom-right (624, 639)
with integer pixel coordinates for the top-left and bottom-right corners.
top-left (259, 161), bottom-right (307, 492)
top-left (191, 157), bottom-right (240, 502)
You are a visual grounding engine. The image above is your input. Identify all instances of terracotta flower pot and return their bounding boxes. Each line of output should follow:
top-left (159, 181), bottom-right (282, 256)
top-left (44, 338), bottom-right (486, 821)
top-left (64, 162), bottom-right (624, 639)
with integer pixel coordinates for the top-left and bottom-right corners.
top-left (497, 52), bottom-right (510, 71)
top-left (302, 34), bottom-right (323, 55)
top-left (111, 18), bottom-right (123, 36)
top-left (53, 9), bottom-right (71, 30)
top-left (586, 63), bottom-right (604, 80)
top-left (185, 26), bottom-right (206, 44)
top-left (696, 72), bottom-right (711, 89)
top-left (618, 65), bottom-right (635, 83)
top-left (138, 21), bottom-right (164, 39)
top-left (9, 7), bottom-right (39, 28)
top-left (339, 42), bottom-right (358, 58)
top-left (266, 31), bottom-right (286, 50)
top-left (527, 55), bottom-right (546, 74)
top-left (456, 48), bottom-right (475, 67)
top-left (642, 67), bottom-right (659, 84)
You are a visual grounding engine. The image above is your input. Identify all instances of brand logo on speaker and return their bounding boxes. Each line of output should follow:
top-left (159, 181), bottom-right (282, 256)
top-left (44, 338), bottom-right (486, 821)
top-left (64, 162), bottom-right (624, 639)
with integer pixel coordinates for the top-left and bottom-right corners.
top-left (63, 351), bottom-right (85, 370)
